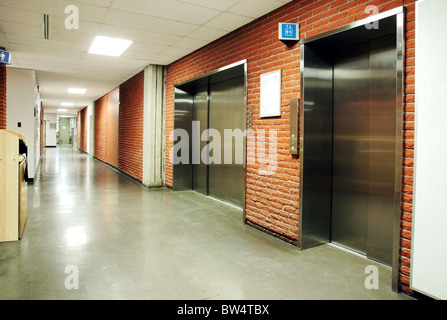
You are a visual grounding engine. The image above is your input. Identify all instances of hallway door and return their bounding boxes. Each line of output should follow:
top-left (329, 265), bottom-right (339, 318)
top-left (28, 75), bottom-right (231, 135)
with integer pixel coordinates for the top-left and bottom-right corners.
top-left (59, 118), bottom-right (71, 145)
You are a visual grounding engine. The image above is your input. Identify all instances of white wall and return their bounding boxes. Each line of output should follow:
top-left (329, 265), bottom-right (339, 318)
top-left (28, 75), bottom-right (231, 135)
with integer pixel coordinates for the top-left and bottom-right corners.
top-left (86, 102), bottom-right (94, 155)
top-left (45, 113), bottom-right (57, 147)
top-left (72, 117), bottom-right (78, 148)
top-left (34, 83), bottom-right (41, 172)
top-left (411, 0), bottom-right (447, 300)
top-left (6, 68), bottom-right (40, 180)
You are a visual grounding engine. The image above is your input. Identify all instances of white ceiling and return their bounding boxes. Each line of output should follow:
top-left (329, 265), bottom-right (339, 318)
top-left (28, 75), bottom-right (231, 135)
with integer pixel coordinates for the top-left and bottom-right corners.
top-left (0, 0), bottom-right (292, 116)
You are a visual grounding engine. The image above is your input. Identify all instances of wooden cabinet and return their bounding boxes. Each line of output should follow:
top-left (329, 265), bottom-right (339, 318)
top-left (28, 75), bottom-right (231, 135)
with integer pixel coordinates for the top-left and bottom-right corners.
top-left (0, 130), bottom-right (28, 242)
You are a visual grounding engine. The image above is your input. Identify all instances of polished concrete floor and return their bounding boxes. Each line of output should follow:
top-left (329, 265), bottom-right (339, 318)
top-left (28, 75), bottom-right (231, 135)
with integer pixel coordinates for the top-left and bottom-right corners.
top-left (0, 147), bottom-right (414, 300)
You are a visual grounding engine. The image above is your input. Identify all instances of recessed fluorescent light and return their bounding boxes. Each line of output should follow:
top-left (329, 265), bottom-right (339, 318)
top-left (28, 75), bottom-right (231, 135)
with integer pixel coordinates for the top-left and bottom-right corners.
top-left (68, 88), bottom-right (87, 94)
top-left (58, 109), bottom-right (68, 112)
top-left (61, 103), bottom-right (74, 107)
top-left (88, 36), bottom-right (133, 57)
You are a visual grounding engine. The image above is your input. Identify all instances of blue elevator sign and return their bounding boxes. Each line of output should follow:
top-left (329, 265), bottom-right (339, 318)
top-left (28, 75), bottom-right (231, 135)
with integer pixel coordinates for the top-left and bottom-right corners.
top-left (279, 23), bottom-right (299, 41)
top-left (0, 50), bottom-right (11, 64)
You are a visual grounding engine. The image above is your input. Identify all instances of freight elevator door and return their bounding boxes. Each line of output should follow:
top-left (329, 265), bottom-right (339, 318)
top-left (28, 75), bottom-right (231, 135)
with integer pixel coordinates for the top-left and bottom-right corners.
top-left (331, 35), bottom-right (397, 266)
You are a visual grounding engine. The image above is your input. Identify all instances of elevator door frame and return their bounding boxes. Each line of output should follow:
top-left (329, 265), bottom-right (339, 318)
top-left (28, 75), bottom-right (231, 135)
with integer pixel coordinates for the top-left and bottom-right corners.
top-left (173, 60), bottom-right (248, 218)
top-left (299, 8), bottom-right (404, 292)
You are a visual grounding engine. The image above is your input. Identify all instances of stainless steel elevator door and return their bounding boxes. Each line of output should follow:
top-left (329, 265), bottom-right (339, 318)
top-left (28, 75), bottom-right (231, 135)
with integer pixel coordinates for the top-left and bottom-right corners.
top-left (193, 85), bottom-right (209, 196)
top-left (367, 35), bottom-right (397, 266)
top-left (331, 35), bottom-right (397, 266)
top-left (209, 76), bottom-right (246, 208)
top-left (332, 42), bottom-right (371, 255)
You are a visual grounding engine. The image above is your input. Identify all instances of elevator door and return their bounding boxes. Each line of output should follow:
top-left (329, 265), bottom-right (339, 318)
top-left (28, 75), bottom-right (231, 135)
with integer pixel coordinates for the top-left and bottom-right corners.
top-left (193, 85), bottom-right (209, 196)
top-left (331, 35), bottom-right (397, 266)
top-left (209, 76), bottom-right (245, 208)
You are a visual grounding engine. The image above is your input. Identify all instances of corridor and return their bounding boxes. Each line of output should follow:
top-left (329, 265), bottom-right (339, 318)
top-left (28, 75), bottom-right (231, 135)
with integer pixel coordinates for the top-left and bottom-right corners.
top-left (0, 147), bottom-right (413, 300)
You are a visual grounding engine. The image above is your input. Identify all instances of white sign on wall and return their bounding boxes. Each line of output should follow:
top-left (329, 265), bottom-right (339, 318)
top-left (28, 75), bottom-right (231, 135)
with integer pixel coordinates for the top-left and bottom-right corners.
top-left (260, 69), bottom-right (281, 118)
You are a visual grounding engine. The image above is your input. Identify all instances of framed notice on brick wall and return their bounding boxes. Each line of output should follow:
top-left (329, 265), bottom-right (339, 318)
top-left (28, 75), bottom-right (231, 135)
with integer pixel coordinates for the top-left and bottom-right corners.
top-left (260, 69), bottom-right (281, 118)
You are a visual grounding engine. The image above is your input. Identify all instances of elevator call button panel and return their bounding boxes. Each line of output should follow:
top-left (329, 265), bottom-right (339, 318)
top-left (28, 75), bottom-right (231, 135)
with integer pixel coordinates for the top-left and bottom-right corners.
top-left (290, 98), bottom-right (299, 156)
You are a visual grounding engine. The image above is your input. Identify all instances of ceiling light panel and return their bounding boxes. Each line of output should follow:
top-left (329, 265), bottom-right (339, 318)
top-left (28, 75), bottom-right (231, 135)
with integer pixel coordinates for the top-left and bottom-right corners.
top-left (88, 36), bottom-right (133, 57)
top-left (68, 88), bottom-right (87, 94)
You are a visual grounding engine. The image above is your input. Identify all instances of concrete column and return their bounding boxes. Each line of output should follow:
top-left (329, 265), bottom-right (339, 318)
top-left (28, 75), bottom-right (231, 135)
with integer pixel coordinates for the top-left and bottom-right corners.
top-left (143, 65), bottom-right (166, 188)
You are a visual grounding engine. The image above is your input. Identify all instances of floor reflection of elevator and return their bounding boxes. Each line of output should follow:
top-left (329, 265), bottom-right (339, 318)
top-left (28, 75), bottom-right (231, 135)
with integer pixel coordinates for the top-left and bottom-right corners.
top-left (174, 62), bottom-right (246, 209)
top-left (300, 11), bottom-right (403, 272)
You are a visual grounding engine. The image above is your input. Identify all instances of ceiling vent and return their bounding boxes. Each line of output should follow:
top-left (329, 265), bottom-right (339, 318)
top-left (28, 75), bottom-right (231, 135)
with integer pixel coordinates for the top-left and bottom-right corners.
top-left (43, 14), bottom-right (50, 40)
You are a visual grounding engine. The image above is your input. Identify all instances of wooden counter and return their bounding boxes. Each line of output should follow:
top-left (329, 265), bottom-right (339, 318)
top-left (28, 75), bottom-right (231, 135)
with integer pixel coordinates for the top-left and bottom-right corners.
top-left (0, 130), bottom-right (28, 242)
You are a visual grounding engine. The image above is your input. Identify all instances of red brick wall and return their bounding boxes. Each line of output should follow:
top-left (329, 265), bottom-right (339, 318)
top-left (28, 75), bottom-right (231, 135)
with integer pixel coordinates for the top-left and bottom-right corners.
top-left (165, 0), bottom-right (417, 295)
top-left (118, 71), bottom-right (144, 182)
top-left (106, 88), bottom-right (119, 168)
top-left (0, 64), bottom-right (6, 129)
top-left (78, 107), bottom-right (88, 153)
top-left (92, 74), bottom-right (145, 181)
top-left (94, 94), bottom-right (108, 163)
top-left (401, 0), bottom-right (416, 295)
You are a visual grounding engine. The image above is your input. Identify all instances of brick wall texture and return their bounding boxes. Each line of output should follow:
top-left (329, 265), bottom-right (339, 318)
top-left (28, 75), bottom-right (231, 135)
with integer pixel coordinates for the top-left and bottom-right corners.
top-left (94, 93), bottom-right (108, 163)
top-left (80, 72), bottom-right (145, 182)
top-left (164, 0), bottom-right (418, 295)
top-left (0, 64), bottom-right (7, 129)
top-left (118, 71), bottom-right (144, 182)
